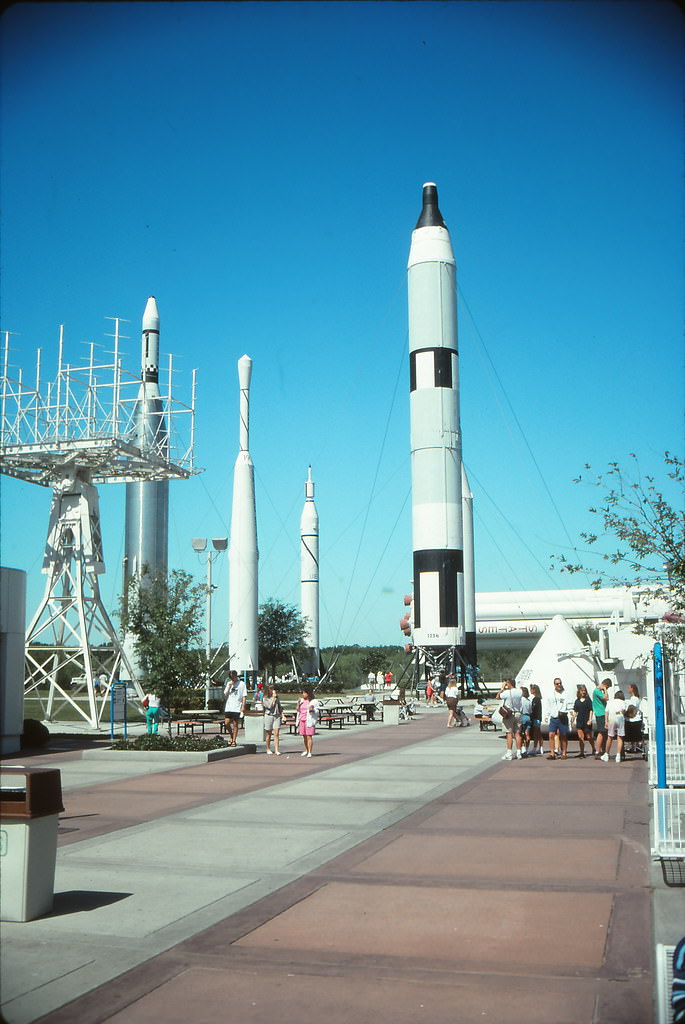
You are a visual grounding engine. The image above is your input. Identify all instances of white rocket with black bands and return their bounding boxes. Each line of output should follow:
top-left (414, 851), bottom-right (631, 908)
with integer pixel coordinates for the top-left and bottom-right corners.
top-left (124, 296), bottom-right (169, 587)
top-left (408, 183), bottom-right (465, 652)
top-left (228, 355), bottom-right (259, 677)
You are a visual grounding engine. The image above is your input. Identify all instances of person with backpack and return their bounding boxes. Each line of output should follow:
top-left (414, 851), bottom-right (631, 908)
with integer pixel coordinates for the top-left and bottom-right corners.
top-left (497, 678), bottom-right (524, 760)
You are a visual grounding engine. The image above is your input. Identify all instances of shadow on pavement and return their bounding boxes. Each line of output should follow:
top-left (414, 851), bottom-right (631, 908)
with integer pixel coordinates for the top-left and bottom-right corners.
top-left (48, 890), bottom-right (132, 917)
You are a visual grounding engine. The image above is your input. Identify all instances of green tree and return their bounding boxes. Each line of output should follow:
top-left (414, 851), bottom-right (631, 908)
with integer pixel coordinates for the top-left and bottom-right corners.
top-left (258, 599), bottom-right (308, 681)
top-left (359, 647), bottom-right (387, 678)
top-left (478, 649), bottom-right (520, 684)
top-left (120, 569), bottom-right (207, 725)
top-left (553, 452), bottom-right (685, 650)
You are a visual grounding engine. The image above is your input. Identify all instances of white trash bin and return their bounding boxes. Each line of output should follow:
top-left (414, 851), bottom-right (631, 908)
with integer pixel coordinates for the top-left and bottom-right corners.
top-left (383, 699), bottom-right (401, 726)
top-left (242, 710), bottom-right (265, 744)
top-left (0, 767), bottom-right (64, 922)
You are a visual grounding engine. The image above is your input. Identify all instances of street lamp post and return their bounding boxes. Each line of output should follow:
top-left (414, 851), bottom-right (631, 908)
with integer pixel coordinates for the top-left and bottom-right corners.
top-left (192, 537), bottom-right (228, 707)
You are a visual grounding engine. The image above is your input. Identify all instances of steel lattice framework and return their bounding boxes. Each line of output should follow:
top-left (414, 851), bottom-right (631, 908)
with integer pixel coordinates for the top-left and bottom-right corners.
top-left (1, 318), bottom-right (198, 728)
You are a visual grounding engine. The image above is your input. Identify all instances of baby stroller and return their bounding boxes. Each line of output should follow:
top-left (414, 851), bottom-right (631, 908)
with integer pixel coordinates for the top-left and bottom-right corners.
top-left (399, 699), bottom-right (417, 721)
top-left (453, 700), bottom-right (470, 727)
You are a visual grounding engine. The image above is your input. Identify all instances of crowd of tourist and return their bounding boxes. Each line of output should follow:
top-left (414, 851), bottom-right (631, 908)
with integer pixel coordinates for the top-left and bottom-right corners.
top-left (220, 663), bottom-right (646, 767)
top-left (488, 676), bottom-right (646, 761)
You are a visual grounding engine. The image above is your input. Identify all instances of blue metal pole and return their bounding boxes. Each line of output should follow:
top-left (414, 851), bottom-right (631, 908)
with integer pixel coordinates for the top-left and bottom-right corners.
top-left (654, 641), bottom-right (667, 788)
top-left (653, 642), bottom-right (670, 849)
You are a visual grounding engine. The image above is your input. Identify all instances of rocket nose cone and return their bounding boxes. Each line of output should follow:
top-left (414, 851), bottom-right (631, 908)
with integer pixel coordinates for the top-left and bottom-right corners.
top-left (143, 296), bottom-right (160, 332)
top-left (415, 182), bottom-right (446, 229)
top-left (238, 354), bottom-right (253, 388)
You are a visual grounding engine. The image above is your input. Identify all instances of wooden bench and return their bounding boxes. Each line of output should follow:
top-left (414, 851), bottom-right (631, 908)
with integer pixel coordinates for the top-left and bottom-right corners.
top-left (282, 712), bottom-right (298, 734)
top-left (339, 705), bottom-right (363, 726)
top-left (475, 715), bottom-right (498, 732)
top-left (318, 710), bottom-right (346, 729)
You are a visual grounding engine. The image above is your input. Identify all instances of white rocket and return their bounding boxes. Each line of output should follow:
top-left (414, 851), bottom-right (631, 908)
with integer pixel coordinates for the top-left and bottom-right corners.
top-left (300, 465), bottom-right (319, 675)
top-left (408, 183), bottom-right (465, 653)
top-left (121, 296), bottom-right (169, 683)
top-left (461, 464), bottom-right (477, 667)
top-left (228, 355), bottom-right (258, 678)
top-left (124, 296), bottom-right (169, 587)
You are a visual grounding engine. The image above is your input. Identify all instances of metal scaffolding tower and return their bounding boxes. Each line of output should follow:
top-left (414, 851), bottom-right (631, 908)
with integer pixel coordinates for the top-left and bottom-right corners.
top-left (0, 316), bottom-right (198, 728)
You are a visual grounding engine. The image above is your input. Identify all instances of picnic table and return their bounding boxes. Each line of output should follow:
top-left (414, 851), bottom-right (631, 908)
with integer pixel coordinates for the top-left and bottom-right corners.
top-left (317, 699), bottom-right (363, 728)
top-left (172, 709), bottom-right (224, 735)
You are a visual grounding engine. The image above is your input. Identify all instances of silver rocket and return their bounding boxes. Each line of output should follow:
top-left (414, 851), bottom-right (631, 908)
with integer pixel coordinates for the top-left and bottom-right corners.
top-left (124, 296), bottom-right (169, 588)
top-left (300, 465), bottom-right (319, 676)
top-left (461, 465), bottom-right (477, 668)
top-left (408, 183), bottom-right (465, 652)
top-left (228, 355), bottom-right (258, 677)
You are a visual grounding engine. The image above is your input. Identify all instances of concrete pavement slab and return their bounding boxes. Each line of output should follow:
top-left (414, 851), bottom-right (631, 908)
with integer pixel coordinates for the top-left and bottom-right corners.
top-left (416, 801), bottom-right (628, 835)
top-left (191, 792), bottom-right (406, 827)
top-left (101, 964), bottom-right (603, 1024)
top-left (350, 834), bottom-right (622, 883)
top-left (235, 881), bottom-right (612, 968)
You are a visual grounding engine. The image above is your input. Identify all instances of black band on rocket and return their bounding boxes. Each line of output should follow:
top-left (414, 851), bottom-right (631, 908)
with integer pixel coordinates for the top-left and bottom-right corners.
top-left (410, 348), bottom-right (458, 391)
top-left (413, 548), bottom-right (464, 628)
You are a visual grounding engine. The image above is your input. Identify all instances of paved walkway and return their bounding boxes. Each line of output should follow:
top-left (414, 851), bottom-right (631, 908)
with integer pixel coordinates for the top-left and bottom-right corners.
top-left (1, 709), bottom-right (657, 1023)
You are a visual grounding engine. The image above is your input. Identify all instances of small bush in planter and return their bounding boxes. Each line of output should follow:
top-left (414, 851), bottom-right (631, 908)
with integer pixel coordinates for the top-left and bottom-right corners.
top-left (21, 719), bottom-right (50, 748)
top-left (110, 734), bottom-right (229, 752)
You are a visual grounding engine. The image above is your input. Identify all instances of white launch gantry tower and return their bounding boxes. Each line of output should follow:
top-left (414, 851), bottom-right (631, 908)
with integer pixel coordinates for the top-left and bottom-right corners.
top-left (0, 319), bottom-right (197, 728)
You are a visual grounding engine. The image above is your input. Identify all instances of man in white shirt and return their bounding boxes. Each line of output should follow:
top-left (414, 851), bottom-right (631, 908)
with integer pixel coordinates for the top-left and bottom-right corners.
top-left (546, 677), bottom-right (570, 759)
top-left (498, 678), bottom-right (524, 760)
top-left (223, 670), bottom-right (247, 747)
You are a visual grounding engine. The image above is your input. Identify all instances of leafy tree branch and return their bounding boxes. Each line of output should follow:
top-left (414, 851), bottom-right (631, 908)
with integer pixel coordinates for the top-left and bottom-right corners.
top-left (551, 451), bottom-right (685, 652)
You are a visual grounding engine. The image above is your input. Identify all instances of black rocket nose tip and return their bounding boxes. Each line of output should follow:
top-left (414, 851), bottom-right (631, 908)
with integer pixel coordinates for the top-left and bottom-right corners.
top-left (415, 182), bottom-right (446, 229)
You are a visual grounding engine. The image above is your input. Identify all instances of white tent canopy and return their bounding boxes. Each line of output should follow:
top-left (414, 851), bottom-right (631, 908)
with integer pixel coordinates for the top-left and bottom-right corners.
top-left (516, 614), bottom-right (597, 707)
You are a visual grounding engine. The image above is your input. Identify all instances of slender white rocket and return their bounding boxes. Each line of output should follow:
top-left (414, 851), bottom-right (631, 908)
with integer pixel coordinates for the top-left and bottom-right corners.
top-left (300, 465), bottom-right (319, 675)
top-left (461, 464), bottom-right (477, 667)
top-left (228, 355), bottom-right (259, 677)
top-left (124, 297), bottom-right (169, 581)
top-left (408, 183), bottom-right (465, 650)
top-left (122, 296), bottom-right (169, 682)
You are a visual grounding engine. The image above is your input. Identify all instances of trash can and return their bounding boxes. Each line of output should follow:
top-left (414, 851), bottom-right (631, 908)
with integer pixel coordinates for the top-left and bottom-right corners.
top-left (0, 767), bottom-right (64, 922)
top-left (242, 709), bottom-right (265, 744)
top-left (383, 699), bottom-right (401, 726)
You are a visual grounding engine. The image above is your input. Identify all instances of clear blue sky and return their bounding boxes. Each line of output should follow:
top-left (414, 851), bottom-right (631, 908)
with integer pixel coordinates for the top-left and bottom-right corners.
top-left (1, 1), bottom-right (682, 649)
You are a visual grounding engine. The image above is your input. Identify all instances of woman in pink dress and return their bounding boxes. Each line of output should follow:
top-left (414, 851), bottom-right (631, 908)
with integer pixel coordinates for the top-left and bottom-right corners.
top-left (297, 686), bottom-right (318, 757)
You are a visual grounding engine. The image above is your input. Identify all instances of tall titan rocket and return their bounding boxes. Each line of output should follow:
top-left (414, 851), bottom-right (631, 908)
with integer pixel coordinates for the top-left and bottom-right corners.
top-left (408, 183), bottom-right (465, 657)
top-left (124, 296), bottom-right (169, 590)
top-left (228, 355), bottom-right (258, 678)
top-left (300, 466), bottom-right (320, 676)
